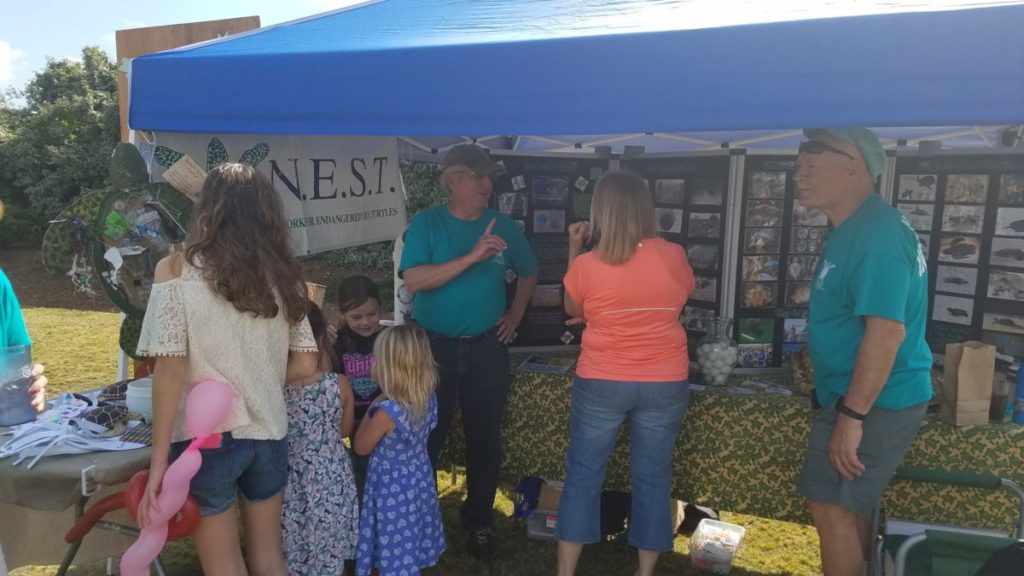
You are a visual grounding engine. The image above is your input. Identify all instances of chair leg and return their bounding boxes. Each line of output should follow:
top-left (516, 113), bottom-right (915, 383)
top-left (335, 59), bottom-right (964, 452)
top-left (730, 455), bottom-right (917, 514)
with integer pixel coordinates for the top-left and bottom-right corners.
top-left (154, 554), bottom-right (168, 576)
top-left (55, 540), bottom-right (83, 576)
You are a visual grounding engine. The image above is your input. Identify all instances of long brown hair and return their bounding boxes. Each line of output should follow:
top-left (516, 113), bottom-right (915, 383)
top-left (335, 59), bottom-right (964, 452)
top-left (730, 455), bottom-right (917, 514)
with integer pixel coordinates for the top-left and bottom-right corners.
top-left (371, 324), bottom-right (438, 425)
top-left (185, 163), bottom-right (306, 322)
top-left (305, 300), bottom-right (339, 370)
top-left (590, 171), bottom-right (657, 265)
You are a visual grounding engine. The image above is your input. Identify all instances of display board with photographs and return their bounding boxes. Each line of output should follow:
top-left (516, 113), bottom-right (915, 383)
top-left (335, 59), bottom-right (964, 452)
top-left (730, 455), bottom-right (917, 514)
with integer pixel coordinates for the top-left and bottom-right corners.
top-left (490, 155), bottom-right (610, 347)
top-left (623, 154), bottom-right (732, 358)
top-left (892, 154), bottom-right (1024, 366)
top-left (731, 156), bottom-right (830, 368)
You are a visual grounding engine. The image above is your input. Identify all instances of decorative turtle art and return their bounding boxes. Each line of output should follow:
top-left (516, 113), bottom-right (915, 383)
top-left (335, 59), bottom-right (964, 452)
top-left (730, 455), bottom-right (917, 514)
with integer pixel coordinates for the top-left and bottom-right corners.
top-left (42, 138), bottom-right (270, 358)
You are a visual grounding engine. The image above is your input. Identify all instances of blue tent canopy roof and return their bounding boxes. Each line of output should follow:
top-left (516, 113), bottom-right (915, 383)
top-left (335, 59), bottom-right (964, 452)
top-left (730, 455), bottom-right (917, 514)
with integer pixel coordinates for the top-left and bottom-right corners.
top-left (129, 0), bottom-right (1024, 140)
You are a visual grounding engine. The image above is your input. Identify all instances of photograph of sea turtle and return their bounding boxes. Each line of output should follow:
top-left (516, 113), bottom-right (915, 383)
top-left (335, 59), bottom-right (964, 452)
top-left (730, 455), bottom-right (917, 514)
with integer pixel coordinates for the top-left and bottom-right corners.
top-left (897, 203), bottom-right (935, 231)
top-left (932, 294), bottom-right (974, 326)
top-left (898, 174), bottom-right (938, 201)
top-left (748, 171), bottom-right (786, 199)
top-left (983, 312), bottom-right (1024, 335)
top-left (689, 178), bottom-right (725, 206)
top-left (935, 265), bottom-right (978, 296)
top-left (999, 174), bottom-right (1024, 205)
top-left (996, 207), bottom-right (1024, 237)
top-left (745, 227), bottom-right (781, 255)
top-left (654, 179), bottom-right (686, 205)
top-left (746, 200), bottom-right (783, 227)
top-left (987, 271), bottom-right (1024, 301)
top-left (944, 174), bottom-right (989, 204)
top-left (941, 205), bottom-right (985, 235)
top-left (938, 235), bottom-right (981, 264)
top-left (990, 237), bottom-right (1024, 269)
top-left (656, 208), bottom-right (684, 233)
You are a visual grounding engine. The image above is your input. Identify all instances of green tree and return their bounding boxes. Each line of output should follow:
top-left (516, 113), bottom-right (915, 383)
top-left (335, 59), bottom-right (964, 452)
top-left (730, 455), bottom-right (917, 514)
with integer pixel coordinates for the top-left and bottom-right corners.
top-left (4, 46), bottom-right (119, 217)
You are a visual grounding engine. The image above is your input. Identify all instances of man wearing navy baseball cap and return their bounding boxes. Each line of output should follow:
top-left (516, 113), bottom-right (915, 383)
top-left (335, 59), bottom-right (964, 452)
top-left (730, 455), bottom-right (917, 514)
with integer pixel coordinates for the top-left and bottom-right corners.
top-left (794, 129), bottom-right (933, 576)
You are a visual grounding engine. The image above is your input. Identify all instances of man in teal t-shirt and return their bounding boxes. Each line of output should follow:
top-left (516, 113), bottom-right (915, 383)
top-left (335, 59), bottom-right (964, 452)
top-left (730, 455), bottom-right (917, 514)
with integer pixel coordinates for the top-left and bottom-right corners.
top-left (400, 145), bottom-right (537, 560)
top-left (794, 129), bottom-right (932, 576)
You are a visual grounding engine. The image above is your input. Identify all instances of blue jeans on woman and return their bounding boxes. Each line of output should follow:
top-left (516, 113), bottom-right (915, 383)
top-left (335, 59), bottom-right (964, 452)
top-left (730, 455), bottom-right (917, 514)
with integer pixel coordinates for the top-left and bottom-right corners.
top-left (555, 376), bottom-right (690, 552)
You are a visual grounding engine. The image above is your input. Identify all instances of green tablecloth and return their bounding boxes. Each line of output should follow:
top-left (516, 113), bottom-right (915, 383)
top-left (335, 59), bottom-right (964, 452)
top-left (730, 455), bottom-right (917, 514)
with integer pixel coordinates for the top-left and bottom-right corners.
top-left (441, 356), bottom-right (1024, 533)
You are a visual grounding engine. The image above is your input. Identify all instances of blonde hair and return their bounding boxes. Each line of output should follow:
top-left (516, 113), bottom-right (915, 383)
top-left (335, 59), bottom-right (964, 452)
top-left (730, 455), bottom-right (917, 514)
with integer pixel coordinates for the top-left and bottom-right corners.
top-left (590, 171), bottom-right (656, 265)
top-left (371, 324), bottom-right (438, 424)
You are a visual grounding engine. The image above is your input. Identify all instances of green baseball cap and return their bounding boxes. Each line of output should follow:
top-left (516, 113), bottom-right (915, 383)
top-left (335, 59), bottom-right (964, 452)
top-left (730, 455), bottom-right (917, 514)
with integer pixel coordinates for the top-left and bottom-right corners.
top-left (803, 128), bottom-right (885, 181)
top-left (442, 144), bottom-right (504, 176)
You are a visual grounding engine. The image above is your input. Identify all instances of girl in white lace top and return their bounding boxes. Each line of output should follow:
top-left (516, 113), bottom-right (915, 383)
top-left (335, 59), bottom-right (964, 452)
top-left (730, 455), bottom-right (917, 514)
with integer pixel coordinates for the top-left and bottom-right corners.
top-left (135, 163), bottom-right (319, 576)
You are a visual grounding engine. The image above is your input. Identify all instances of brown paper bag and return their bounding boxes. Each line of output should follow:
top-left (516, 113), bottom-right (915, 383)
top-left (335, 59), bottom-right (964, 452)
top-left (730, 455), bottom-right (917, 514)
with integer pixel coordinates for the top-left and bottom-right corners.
top-left (940, 341), bottom-right (995, 426)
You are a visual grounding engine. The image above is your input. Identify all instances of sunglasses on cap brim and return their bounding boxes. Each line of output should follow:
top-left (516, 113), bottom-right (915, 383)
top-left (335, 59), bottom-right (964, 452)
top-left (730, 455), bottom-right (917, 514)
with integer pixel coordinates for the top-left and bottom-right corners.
top-left (798, 140), bottom-right (856, 160)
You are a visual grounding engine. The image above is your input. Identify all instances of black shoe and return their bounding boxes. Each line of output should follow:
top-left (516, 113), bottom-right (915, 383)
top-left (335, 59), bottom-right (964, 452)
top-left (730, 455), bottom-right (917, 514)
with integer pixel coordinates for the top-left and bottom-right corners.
top-left (466, 527), bottom-right (497, 560)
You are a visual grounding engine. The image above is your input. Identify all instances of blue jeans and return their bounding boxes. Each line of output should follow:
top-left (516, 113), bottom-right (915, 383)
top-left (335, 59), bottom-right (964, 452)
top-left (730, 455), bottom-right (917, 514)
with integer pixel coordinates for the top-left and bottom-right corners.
top-left (556, 377), bottom-right (689, 552)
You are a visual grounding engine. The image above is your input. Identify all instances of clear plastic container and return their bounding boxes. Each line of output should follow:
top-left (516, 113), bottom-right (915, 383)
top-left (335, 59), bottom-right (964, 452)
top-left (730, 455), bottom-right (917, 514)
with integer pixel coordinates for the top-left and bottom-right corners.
top-left (689, 518), bottom-right (746, 575)
top-left (0, 345), bottom-right (35, 427)
top-left (525, 509), bottom-right (558, 542)
top-left (696, 317), bottom-right (738, 386)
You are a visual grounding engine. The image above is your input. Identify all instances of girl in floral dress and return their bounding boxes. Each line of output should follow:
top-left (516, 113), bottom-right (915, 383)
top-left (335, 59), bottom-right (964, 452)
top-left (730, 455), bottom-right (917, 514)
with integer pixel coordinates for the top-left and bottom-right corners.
top-left (282, 301), bottom-right (359, 575)
top-left (354, 324), bottom-right (446, 576)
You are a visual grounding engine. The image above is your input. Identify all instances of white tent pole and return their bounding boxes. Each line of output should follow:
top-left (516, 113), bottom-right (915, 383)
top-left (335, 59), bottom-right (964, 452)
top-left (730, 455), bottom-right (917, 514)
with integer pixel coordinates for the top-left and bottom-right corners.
top-left (721, 152), bottom-right (745, 324)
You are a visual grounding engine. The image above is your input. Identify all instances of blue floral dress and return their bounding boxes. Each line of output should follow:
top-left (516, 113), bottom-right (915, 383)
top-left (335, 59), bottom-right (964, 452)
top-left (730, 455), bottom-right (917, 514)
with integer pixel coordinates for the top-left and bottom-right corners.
top-left (282, 372), bottom-right (359, 576)
top-left (356, 395), bottom-right (446, 576)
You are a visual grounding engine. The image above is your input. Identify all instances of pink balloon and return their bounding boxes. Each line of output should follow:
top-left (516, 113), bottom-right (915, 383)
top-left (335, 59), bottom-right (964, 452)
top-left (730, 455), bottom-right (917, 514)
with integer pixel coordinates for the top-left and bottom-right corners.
top-left (120, 379), bottom-right (233, 576)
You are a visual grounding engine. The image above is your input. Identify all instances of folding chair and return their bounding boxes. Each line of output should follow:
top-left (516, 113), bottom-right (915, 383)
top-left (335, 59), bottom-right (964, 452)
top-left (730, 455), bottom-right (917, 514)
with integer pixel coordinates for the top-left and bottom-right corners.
top-left (872, 466), bottom-right (1024, 576)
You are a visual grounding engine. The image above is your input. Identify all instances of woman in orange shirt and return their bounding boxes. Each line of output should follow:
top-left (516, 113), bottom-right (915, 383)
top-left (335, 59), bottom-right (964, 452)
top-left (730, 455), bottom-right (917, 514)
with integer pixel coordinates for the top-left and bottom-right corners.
top-left (556, 172), bottom-right (695, 576)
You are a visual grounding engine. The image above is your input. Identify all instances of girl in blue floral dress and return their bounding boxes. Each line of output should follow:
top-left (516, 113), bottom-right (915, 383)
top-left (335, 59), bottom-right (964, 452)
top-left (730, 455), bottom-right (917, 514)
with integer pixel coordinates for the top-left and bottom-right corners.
top-left (283, 302), bottom-right (359, 575)
top-left (354, 324), bottom-right (446, 576)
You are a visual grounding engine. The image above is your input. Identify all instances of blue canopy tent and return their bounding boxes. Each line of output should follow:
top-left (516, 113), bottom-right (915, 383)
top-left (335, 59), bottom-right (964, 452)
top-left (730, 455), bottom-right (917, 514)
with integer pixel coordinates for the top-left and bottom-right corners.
top-left (128, 0), bottom-right (1024, 151)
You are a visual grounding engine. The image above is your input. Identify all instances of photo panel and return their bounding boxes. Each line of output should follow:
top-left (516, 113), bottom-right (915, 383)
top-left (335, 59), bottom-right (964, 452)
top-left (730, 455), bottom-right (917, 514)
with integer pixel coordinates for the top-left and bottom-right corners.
top-left (934, 265), bottom-right (978, 296)
top-left (656, 208), bottom-right (684, 234)
top-left (982, 330), bottom-right (1024, 363)
top-left (748, 171), bottom-right (787, 199)
top-left (941, 204), bottom-right (985, 235)
top-left (571, 192), bottom-right (592, 219)
top-left (684, 306), bottom-right (715, 333)
top-left (999, 174), bottom-right (1024, 205)
top-left (744, 227), bottom-right (782, 255)
top-left (738, 318), bottom-right (775, 344)
top-left (917, 233), bottom-right (931, 256)
top-left (531, 175), bottom-right (569, 207)
top-left (686, 244), bottom-right (720, 271)
top-left (990, 237), bottom-right (1024, 268)
top-left (792, 199), bottom-right (829, 226)
top-left (738, 343), bottom-right (773, 368)
top-left (790, 227), bottom-right (826, 254)
top-left (746, 200), bottom-right (784, 227)
top-left (691, 275), bottom-right (718, 303)
top-left (785, 282), bottom-right (812, 307)
top-left (783, 318), bottom-right (809, 343)
top-left (741, 282), bottom-right (776, 309)
top-left (533, 209), bottom-right (566, 234)
top-left (932, 294), bottom-right (974, 326)
top-left (987, 270), bottom-right (1024, 301)
top-left (897, 203), bottom-right (934, 231)
top-left (786, 255), bottom-right (819, 282)
top-left (498, 191), bottom-right (528, 218)
top-left (742, 255), bottom-right (780, 282)
top-left (688, 212), bottom-right (722, 240)
top-left (782, 343), bottom-right (807, 363)
top-left (995, 207), bottom-right (1024, 237)
top-left (654, 179), bottom-right (686, 205)
top-left (937, 235), bottom-right (981, 265)
top-left (983, 312), bottom-right (1024, 335)
top-left (897, 174), bottom-right (938, 201)
top-left (944, 174), bottom-right (989, 204)
top-left (530, 284), bottom-right (563, 308)
top-left (689, 178), bottom-right (725, 206)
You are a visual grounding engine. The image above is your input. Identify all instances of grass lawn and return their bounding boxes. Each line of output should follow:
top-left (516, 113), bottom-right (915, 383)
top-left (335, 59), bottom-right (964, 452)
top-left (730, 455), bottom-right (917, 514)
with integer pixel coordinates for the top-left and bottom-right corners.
top-left (13, 307), bottom-right (822, 575)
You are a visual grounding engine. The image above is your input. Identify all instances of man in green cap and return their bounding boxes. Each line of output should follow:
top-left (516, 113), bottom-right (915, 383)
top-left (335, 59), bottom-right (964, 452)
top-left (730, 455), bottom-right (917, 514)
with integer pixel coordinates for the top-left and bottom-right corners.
top-left (400, 144), bottom-right (538, 559)
top-left (794, 129), bottom-right (933, 576)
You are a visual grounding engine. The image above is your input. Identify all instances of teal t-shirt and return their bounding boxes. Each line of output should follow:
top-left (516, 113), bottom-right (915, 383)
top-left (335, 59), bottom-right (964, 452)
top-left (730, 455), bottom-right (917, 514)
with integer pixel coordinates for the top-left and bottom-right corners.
top-left (1, 268), bottom-right (31, 347)
top-left (399, 206), bottom-right (538, 337)
top-left (808, 193), bottom-right (933, 410)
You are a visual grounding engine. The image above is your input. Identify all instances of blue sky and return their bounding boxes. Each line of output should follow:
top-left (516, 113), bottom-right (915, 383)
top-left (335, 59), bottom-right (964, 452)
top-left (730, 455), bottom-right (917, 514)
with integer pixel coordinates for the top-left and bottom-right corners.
top-left (0, 0), bottom-right (362, 92)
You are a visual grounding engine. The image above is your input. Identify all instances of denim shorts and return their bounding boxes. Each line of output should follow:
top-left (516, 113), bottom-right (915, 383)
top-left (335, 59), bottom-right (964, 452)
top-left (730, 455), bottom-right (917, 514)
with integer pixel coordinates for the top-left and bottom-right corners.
top-left (797, 400), bottom-right (927, 516)
top-left (169, 432), bottom-right (288, 516)
top-left (556, 377), bottom-right (689, 552)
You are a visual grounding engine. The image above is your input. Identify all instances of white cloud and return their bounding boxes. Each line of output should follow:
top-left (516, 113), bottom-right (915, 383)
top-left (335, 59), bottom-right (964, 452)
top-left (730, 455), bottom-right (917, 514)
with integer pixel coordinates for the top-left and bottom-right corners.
top-left (0, 40), bottom-right (26, 83)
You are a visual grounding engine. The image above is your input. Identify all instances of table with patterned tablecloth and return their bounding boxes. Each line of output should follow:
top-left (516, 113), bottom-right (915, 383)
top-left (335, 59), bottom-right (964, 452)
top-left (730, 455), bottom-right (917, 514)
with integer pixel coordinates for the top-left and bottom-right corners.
top-left (441, 355), bottom-right (1024, 533)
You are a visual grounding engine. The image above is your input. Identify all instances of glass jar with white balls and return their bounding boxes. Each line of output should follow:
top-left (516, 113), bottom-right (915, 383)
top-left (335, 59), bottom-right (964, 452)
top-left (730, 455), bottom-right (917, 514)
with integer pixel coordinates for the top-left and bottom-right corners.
top-left (696, 317), bottom-right (738, 386)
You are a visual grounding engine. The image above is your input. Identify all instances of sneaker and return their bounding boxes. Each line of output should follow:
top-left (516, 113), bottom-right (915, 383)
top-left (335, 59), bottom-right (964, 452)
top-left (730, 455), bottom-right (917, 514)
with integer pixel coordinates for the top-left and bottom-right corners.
top-left (466, 527), bottom-right (497, 560)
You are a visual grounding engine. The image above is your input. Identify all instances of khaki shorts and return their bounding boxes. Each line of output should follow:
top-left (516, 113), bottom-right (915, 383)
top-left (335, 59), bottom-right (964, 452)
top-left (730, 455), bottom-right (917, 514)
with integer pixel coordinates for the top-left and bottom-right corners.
top-left (797, 399), bottom-right (927, 516)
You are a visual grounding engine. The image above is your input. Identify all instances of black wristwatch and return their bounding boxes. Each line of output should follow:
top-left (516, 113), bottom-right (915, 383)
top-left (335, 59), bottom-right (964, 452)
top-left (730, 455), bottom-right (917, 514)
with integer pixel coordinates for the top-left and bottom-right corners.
top-left (836, 396), bottom-right (868, 421)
